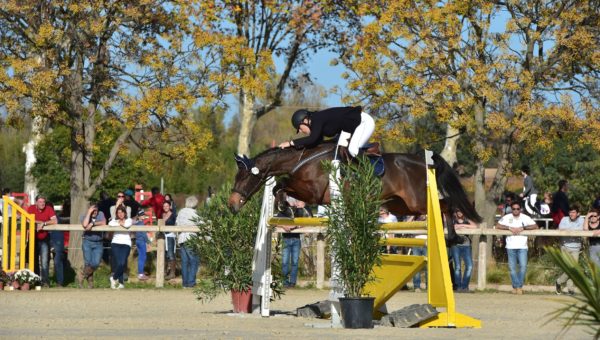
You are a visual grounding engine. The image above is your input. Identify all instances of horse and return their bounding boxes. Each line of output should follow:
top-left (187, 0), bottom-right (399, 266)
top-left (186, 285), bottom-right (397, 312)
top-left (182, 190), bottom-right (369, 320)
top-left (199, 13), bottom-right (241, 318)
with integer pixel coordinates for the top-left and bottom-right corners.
top-left (228, 142), bottom-right (482, 232)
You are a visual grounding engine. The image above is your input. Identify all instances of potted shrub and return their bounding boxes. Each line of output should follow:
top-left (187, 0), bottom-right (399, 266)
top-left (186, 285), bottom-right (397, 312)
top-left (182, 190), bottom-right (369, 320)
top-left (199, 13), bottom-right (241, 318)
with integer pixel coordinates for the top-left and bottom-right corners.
top-left (14, 269), bottom-right (41, 290)
top-left (0, 270), bottom-right (10, 290)
top-left (325, 157), bottom-right (384, 328)
top-left (189, 184), bottom-right (281, 313)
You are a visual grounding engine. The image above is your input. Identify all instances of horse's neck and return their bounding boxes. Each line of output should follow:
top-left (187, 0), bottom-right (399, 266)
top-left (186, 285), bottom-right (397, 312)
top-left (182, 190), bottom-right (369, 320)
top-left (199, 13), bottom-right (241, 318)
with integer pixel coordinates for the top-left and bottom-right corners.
top-left (258, 145), bottom-right (335, 176)
top-left (289, 146), bottom-right (335, 174)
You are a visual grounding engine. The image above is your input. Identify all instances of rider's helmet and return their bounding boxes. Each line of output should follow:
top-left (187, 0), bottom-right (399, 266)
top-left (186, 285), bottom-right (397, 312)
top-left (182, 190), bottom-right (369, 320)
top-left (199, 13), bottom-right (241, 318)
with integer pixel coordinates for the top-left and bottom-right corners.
top-left (291, 109), bottom-right (310, 132)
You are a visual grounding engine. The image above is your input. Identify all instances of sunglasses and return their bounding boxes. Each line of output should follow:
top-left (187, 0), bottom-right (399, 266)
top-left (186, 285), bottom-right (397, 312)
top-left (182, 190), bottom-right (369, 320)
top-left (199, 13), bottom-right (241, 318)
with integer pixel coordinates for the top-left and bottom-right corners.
top-left (117, 195), bottom-right (125, 198)
top-left (590, 215), bottom-right (598, 218)
top-left (511, 207), bottom-right (521, 211)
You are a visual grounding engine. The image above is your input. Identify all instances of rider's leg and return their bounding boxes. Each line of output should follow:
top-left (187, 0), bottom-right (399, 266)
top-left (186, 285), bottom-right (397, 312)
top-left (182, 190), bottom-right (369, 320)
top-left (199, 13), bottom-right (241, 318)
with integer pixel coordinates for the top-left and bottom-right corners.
top-left (348, 112), bottom-right (375, 157)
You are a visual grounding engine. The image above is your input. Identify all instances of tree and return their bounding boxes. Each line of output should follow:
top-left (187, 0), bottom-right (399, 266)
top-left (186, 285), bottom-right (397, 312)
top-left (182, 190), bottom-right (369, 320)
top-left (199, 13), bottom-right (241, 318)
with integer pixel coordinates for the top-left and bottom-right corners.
top-left (0, 127), bottom-right (28, 192)
top-left (194, 0), bottom-right (334, 155)
top-left (332, 0), bottom-right (600, 223)
top-left (0, 1), bottom-right (220, 268)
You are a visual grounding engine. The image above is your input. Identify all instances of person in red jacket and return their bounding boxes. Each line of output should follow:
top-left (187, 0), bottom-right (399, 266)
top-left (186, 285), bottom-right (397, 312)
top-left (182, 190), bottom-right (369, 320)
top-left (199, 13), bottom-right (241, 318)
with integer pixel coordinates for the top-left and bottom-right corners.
top-left (26, 195), bottom-right (57, 287)
top-left (140, 187), bottom-right (165, 219)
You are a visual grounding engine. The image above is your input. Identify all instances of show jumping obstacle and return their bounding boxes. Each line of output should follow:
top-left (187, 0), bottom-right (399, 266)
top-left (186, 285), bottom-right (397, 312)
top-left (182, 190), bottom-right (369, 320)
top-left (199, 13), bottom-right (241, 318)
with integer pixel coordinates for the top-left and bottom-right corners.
top-left (250, 150), bottom-right (481, 328)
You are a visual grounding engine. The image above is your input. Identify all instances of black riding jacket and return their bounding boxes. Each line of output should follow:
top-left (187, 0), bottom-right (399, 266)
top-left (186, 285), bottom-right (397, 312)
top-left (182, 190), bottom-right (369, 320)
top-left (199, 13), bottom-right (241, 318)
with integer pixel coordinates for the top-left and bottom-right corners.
top-left (292, 106), bottom-right (362, 149)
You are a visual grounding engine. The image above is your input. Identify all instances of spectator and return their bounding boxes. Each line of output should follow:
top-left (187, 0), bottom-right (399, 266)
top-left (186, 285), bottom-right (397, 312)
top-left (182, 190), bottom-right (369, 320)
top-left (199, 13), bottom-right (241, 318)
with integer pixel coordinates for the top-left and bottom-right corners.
top-left (551, 180), bottom-right (570, 227)
top-left (450, 208), bottom-right (478, 292)
top-left (555, 205), bottom-right (584, 295)
top-left (49, 222), bottom-right (66, 288)
top-left (378, 206), bottom-right (398, 254)
top-left (411, 215), bottom-right (427, 292)
top-left (79, 203), bottom-right (106, 288)
top-left (495, 201), bottom-right (538, 295)
top-left (163, 201), bottom-right (178, 280)
top-left (519, 165), bottom-right (539, 216)
top-left (97, 191), bottom-right (115, 223)
top-left (26, 195), bottom-right (57, 287)
top-left (110, 191), bottom-right (131, 220)
top-left (498, 192), bottom-right (516, 215)
top-left (164, 193), bottom-right (177, 214)
top-left (109, 205), bottom-right (133, 289)
top-left (124, 189), bottom-right (141, 217)
top-left (280, 196), bottom-right (310, 288)
top-left (539, 192), bottom-right (552, 216)
top-left (141, 187), bottom-right (165, 219)
top-left (134, 210), bottom-right (150, 281)
top-left (584, 208), bottom-right (600, 268)
top-left (176, 196), bottom-right (201, 288)
top-left (593, 196), bottom-right (600, 210)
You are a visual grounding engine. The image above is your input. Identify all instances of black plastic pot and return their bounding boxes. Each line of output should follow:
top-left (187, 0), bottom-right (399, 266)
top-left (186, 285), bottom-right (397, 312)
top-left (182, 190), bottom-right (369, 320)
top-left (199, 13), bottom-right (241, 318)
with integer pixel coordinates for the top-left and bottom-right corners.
top-left (339, 296), bottom-right (375, 329)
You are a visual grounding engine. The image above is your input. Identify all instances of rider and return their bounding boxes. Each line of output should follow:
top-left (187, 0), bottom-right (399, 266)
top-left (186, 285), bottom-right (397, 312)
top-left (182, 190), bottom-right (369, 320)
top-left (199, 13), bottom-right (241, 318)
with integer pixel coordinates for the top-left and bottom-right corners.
top-left (520, 165), bottom-right (538, 215)
top-left (278, 106), bottom-right (375, 157)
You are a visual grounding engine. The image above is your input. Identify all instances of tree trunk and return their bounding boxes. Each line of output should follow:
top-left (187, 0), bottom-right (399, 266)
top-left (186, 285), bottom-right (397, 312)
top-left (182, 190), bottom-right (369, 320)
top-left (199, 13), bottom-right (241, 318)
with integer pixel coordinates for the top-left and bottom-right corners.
top-left (67, 108), bottom-right (96, 270)
top-left (67, 144), bottom-right (88, 271)
top-left (236, 93), bottom-right (257, 156)
top-left (22, 116), bottom-right (45, 199)
top-left (439, 122), bottom-right (459, 167)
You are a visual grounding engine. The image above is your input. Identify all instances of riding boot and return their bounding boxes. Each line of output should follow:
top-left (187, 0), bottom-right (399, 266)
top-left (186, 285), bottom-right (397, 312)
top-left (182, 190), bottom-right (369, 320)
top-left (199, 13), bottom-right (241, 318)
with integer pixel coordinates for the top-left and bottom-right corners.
top-left (86, 267), bottom-right (95, 289)
top-left (165, 260), bottom-right (176, 280)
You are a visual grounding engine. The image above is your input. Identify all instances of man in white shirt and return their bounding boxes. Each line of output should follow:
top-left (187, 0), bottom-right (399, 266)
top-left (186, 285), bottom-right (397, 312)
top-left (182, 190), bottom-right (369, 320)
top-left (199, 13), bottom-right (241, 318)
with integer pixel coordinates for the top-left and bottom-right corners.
top-left (555, 205), bottom-right (584, 295)
top-left (495, 201), bottom-right (538, 295)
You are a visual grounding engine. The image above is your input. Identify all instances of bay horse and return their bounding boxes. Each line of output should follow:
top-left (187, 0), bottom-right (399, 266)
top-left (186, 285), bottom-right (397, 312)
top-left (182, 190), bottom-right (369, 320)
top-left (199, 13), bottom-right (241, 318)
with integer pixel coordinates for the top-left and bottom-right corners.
top-left (228, 142), bottom-right (481, 232)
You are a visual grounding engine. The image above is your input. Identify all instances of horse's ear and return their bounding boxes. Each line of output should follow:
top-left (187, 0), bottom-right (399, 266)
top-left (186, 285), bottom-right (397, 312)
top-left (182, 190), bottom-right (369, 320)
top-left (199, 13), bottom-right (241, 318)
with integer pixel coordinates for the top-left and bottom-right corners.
top-left (243, 154), bottom-right (254, 167)
top-left (234, 154), bottom-right (245, 168)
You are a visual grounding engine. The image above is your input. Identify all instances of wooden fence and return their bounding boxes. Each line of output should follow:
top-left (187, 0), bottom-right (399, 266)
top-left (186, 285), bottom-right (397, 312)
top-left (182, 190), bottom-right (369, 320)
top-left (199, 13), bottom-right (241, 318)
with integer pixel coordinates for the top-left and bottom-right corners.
top-left (9, 223), bottom-right (599, 290)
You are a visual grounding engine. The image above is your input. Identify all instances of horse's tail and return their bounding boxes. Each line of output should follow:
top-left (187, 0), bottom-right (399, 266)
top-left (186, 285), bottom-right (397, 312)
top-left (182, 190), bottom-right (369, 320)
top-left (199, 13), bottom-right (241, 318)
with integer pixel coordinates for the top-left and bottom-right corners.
top-left (432, 153), bottom-right (482, 223)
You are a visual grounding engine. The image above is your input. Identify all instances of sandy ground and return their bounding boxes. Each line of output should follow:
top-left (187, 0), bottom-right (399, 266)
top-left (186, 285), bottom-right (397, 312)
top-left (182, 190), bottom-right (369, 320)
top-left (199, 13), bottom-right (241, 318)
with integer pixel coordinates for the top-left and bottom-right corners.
top-left (0, 287), bottom-right (591, 339)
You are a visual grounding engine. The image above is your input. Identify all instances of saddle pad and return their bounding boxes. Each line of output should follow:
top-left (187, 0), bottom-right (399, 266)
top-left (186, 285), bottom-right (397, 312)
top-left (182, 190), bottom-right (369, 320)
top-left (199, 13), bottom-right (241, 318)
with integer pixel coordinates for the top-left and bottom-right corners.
top-left (369, 155), bottom-right (385, 177)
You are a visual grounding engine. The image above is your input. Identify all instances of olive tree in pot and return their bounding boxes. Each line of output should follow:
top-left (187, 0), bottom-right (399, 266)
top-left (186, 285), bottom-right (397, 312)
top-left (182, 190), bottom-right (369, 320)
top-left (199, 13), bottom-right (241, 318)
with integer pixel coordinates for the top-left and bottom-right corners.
top-left (325, 156), bottom-right (384, 329)
top-left (188, 184), bottom-right (264, 313)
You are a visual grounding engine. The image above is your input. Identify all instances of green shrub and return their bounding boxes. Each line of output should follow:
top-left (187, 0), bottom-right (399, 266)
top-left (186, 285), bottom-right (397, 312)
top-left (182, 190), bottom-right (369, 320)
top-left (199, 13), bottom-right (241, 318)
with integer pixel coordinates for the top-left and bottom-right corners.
top-left (325, 157), bottom-right (384, 298)
top-left (188, 184), bottom-right (263, 301)
top-left (545, 247), bottom-right (600, 338)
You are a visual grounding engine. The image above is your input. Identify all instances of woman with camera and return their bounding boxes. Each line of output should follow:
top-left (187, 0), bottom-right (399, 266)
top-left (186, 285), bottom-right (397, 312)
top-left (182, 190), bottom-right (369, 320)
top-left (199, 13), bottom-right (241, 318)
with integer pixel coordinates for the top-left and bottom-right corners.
top-left (79, 203), bottom-right (106, 288)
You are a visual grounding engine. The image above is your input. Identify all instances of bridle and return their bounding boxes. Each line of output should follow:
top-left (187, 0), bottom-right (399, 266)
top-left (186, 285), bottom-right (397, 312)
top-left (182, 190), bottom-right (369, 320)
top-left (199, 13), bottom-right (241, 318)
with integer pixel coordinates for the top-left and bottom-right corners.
top-left (231, 163), bottom-right (273, 203)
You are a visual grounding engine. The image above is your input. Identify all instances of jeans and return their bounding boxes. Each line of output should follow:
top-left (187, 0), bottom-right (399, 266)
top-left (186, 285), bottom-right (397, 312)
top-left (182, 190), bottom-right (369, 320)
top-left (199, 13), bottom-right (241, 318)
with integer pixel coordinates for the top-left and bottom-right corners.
top-left (135, 233), bottom-right (148, 275)
top-left (83, 238), bottom-right (104, 269)
top-left (111, 243), bottom-right (131, 284)
top-left (590, 244), bottom-right (600, 269)
top-left (282, 237), bottom-right (301, 286)
top-left (556, 246), bottom-right (580, 291)
top-left (50, 231), bottom-right (65, 286)
top-left (180, 244), bottom-right (199, 287)
top-left (412, 246), bottom-right (427, 289)
top-left (35, 238), bottom-right (50, 285)
top-left (450, 244), bottom-right (473, 290)
top-left (507, 248), bottom-right (528, 288)
top-left (166, 236), bottom-right (176, 261)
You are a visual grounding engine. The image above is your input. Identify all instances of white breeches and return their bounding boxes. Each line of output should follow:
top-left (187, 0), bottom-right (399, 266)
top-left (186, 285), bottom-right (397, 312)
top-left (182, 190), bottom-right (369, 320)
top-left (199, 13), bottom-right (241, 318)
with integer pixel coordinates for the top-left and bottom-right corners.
top-left (344, 112), bottom-right (375, 157)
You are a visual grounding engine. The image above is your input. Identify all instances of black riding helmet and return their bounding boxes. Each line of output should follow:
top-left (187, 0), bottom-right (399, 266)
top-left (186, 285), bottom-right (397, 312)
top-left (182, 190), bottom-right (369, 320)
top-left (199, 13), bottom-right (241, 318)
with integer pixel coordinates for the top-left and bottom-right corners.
top-left (291, 109), bottom-right (310, 132)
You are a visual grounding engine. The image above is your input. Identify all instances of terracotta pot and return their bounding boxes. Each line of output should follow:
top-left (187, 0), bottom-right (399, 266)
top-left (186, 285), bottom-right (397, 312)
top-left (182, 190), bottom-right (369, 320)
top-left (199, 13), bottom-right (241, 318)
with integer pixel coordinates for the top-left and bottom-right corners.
top-left (0, 282), bottom-right (4, 290)
top-left (21, 283), bottom-right (30, 291)
top-left (12, 281), bottom-right (20, 289)
top-left (231, 289), bottom-right (252, 313)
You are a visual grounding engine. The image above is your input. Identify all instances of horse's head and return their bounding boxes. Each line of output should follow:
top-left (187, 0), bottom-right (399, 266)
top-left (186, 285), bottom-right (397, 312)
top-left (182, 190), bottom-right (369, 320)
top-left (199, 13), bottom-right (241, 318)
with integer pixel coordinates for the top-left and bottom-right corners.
top-left (229, 154), bottom-right (269, 212)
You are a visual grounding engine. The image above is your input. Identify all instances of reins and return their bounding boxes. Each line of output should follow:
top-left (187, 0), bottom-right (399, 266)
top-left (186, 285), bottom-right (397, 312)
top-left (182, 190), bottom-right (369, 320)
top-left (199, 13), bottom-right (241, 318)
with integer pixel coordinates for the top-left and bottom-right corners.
top-left (290, 148), bottom-right (334, 175)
